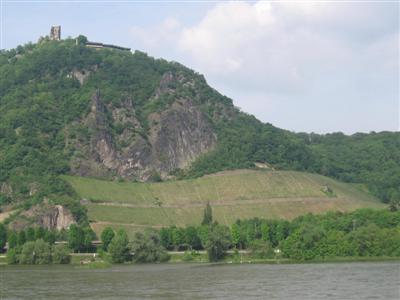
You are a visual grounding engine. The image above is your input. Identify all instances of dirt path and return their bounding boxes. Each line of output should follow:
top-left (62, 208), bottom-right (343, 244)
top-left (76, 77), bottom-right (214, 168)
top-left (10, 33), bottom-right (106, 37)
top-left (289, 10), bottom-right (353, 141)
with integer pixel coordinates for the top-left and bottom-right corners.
top-left (85, 196), bottom-right (335, 209)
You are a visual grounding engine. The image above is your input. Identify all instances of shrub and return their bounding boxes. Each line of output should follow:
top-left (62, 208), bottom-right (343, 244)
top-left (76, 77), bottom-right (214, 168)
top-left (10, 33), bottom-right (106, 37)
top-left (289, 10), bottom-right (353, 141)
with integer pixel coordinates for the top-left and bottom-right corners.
top-left (205, 225), bottom-right (231, 262)
top-left (20, 241), bottom-right (36, 264)
top-left (6, 248), bottom-right (19, 264)
top-left (34, 239), bottom-right (52, 264)
top-left (249, 240), bottom-right (274, 259)
top-left (52, 244), bottom-right (71, 264)
top-left (108, 229), bottom-right (130, 263)
top-left (130, 231), bottom-right (170, 263)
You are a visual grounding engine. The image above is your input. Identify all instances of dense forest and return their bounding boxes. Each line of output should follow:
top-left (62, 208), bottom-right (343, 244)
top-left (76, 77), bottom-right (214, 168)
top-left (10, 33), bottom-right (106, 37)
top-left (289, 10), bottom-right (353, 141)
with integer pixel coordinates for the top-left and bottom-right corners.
top-left (0, 36), bottom-right (399, 221)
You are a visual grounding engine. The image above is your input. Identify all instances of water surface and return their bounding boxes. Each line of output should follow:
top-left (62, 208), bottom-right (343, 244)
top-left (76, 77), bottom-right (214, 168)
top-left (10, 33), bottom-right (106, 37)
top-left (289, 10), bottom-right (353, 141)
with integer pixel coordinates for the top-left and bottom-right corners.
top-left (1, 261), bottom-right (399, 299)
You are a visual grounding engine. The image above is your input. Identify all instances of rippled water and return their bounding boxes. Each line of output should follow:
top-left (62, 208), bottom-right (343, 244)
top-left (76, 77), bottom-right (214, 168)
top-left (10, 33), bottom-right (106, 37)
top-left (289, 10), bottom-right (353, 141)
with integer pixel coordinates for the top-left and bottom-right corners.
top-left (1, 262), bottom-right (399, 299)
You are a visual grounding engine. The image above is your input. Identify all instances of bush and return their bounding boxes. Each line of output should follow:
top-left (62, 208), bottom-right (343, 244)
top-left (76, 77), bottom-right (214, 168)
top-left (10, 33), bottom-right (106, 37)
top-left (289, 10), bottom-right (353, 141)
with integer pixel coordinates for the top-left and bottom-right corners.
top-left (249, 240), bottom-right (274, 259)
top-left (34, 239), bottom-right (52, 264)
top-left (130, 231), bottom-right (170, 263)
top-left (6, 248), bottom-right (19, 264)
top-left (20, 239), bottom-right (51, 264)
top-left (205, 225), bottom-right (231, 262)
top-left (20, 241), bottom-right (36, 264)
top-left (100, 227), bottom-right (115, 251)
top-left (108, 229), bottom-right (130, 263)
top-left (0, 223), bottom-right (6, 251)
top-left (52, 244), bottom-right (71, 264)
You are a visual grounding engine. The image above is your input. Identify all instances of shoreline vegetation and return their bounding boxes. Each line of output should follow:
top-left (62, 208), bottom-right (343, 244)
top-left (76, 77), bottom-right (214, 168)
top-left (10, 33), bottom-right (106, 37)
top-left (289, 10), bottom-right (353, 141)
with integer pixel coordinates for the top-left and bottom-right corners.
top-left (1, 252), bottom-right (399, 268)
top-left (0, 206), bottom-right (399, 267)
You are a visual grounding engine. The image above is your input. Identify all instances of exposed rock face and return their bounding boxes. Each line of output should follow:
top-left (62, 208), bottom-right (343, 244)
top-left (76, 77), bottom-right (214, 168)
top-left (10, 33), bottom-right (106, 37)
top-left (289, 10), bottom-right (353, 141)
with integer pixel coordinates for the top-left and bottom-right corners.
top-left (10, 204), bottom-right (76, 231)
top-left (69, 73), bottom-right (217, 181)
top-left (148, 100), bottom-right (216, 174)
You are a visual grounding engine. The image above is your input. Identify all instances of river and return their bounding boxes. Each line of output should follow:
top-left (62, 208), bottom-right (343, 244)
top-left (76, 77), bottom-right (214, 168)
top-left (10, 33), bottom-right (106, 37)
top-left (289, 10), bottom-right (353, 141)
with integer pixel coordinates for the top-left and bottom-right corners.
top-left (1, 261), bottom-right (399, 299)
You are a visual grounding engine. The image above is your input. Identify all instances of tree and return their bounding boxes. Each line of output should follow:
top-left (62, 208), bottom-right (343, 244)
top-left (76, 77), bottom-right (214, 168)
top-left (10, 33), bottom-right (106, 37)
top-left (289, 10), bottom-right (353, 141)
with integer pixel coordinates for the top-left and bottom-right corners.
top-left (185, 226), bottom-right (202, 250)
top-left (6, 248), bottom-right (19, 264)
top-left (34, 239), bottom-right (52, 264)
top-left (0, 223), bottom-right (6, 251)
top-left (231, 223), bottom-right (241, 249)
top-left (8, 231), bottom-right (18, 249)
top-left (171, 227), bottom-right (185, 248)
top-left (100, 227), bottom-right (115, 251)
top-left (18, 230), bottom-right (26, 246)
top-left (202, 202), bottom-right (213, 225)
top-left (130, 231), bottom-right (170, 263)
top-left (34, 227), bottom-right (46, 240)
top-left (52, 244), bottom-right (71, 264)
top-left (76, 35), bottom-right (88, 45)
top-left (44, 230), bottom-right (56, 245)
top-left (261, 223), bottom-right (270, 242)
top-left (20, 241), bottom-right (36, 264)
top-left (108, 229), bottom-right (130, 263)
top-left (83, 227), bottom-right (96, 252)
top-left (25, 227), bottom-right (35, 241)
top-left (159, 227), bottom-right (173, 250)
top-left (68, 224), bottom-right (84, 252)
top-left (205, 225), bottom-right (232, 262)
top-left (249, 240), bottom-right (274, 259)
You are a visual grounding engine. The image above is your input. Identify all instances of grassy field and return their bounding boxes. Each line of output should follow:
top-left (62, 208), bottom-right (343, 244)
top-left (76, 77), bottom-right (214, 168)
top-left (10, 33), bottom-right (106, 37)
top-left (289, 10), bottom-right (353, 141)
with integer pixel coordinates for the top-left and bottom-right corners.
top-left (63, 170), bottom-right (385, 236)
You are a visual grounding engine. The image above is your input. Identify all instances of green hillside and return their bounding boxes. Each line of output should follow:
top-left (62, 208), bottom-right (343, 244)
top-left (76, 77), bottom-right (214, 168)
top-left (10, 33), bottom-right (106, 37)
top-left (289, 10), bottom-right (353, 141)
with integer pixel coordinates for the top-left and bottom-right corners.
top-left (1, 35), bottom-right (399, 229)
top-left (64, 170), bottom-right (385, 235)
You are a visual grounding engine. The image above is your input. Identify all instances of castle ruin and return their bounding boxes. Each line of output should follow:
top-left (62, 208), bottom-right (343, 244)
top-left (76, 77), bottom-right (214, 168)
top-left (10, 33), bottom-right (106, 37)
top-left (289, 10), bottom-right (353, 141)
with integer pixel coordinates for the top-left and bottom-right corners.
top-left (50, 26), bottom-right (61, 41)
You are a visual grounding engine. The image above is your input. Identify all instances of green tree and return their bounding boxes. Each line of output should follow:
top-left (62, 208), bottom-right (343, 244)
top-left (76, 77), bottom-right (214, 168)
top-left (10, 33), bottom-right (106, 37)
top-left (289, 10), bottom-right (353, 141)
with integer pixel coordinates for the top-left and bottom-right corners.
top-left (34, 227), bottom-right (46, 240)
top-left (6, 248), bottom-right (19, 264)
top-left (0, 223), bottom-right (6, 251)
top-left (201, 202), bottom-right (213, 225)
top-left (159, 227), bottom-right (173, 250)
top-left (68, 224), bottom-right (84, 252)
top-left (130, 231), bottom-right (169, 263)
top-left (83, 227), bottom-right (96, 252)
top-left (8, 231), bottom-right (18, 249)
top-left (100, 227), bottom-right (115, 251)
top-left (172, 227), bottom-right (185, 248)
top-left (25, 227), bottom-right (35, 241)
top-left (18, 230), bottom-right (26, 246)
top-left (185, 226), bottom-right (202, 250)
top-left (205, 225), bottom-right (231, 262)
top-left (231, 223), bottom-right (241, 249)
top-left (52, 244), bottom-right (71, 264)
top-left (261, 223), bottom-right (270, 242)
top-left (44, 230), bottom-right (56, 245)
top-left (108, 229), bottom-right (130, 263)
top-left (34, 239), bottom-right (52, 264)
top-left (19, 241), bottom-right (36, 264)
top-left (249, 240), bottom-right (273, 259)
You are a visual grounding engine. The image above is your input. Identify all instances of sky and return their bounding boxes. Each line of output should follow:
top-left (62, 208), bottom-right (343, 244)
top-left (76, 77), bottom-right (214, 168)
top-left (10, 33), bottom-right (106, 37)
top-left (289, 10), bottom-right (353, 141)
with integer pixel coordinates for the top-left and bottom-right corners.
top-left (1, 0), bottom-right (399, 134)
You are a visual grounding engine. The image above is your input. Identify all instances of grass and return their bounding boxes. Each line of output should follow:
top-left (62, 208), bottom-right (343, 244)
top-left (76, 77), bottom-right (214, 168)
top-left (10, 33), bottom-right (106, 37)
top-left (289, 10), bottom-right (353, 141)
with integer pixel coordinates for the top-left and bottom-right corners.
top-left (63, 170), bottom-right (385, 235)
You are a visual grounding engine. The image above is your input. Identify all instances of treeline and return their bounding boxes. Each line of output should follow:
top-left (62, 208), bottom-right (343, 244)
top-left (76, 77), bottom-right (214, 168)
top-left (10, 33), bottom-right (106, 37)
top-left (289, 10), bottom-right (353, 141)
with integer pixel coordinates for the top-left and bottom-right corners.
top-left (1, 207), bottom-right (399, 264)
top-left (0, 224), bottom-right (95, 264)
top-left (303, 132), bottom-right (400, 205)
top-left (186, 127), bottom-right (400, 206)
top-left (158, 207), bottom-right (400, 261)
top-left (99, 228), bottom-right (169, 264)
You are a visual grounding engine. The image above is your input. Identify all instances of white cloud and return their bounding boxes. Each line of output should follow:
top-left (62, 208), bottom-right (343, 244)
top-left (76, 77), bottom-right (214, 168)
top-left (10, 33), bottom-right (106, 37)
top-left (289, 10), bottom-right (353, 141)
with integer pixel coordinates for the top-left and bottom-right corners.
top-left (129, 1), bottom-right (399, 133)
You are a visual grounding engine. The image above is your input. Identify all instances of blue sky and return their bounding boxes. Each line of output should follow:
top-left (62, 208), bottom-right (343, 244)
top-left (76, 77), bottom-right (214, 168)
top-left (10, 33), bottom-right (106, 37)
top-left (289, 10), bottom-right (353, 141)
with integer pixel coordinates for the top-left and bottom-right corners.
top-left (2, 0), bottom-right (399, 134)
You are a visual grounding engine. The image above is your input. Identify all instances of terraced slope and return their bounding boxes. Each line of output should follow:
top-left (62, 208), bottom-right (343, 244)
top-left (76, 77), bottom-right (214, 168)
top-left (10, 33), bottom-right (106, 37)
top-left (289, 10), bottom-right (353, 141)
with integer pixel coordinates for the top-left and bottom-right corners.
top-left (64, 170), bottom-right (385, 235)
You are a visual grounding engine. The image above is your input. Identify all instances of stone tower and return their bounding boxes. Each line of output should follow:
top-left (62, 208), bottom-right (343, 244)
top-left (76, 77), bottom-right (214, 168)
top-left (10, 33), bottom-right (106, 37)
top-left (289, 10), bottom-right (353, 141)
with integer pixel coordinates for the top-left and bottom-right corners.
top-left (50, 26), bottom-right (61, 41)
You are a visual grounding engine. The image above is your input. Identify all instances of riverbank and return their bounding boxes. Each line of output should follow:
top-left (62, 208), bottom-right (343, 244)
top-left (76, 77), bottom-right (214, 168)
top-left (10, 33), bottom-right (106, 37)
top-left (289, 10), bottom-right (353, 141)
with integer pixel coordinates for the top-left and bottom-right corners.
top-left (1, 252), bottom-right (399, 267)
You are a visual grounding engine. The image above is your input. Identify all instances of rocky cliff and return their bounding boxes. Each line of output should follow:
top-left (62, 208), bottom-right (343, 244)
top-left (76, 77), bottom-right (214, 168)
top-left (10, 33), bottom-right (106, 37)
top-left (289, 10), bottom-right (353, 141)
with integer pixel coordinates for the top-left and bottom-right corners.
top-left (69, 72), bottom-right (217, 181)
top-left (9, 204), bottom-right (76, 231)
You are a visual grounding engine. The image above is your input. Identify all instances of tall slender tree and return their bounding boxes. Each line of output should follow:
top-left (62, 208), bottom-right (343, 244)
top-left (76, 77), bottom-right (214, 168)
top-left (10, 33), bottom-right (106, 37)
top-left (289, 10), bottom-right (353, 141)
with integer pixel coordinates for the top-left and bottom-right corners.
top-left (202, 202), bottom-right (213, 225)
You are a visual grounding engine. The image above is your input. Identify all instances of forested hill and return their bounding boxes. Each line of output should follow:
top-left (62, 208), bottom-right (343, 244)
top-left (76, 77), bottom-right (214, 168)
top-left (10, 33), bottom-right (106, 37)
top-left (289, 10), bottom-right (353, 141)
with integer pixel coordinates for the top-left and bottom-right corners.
top-left (0, 36), bottom-right (399, 217)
